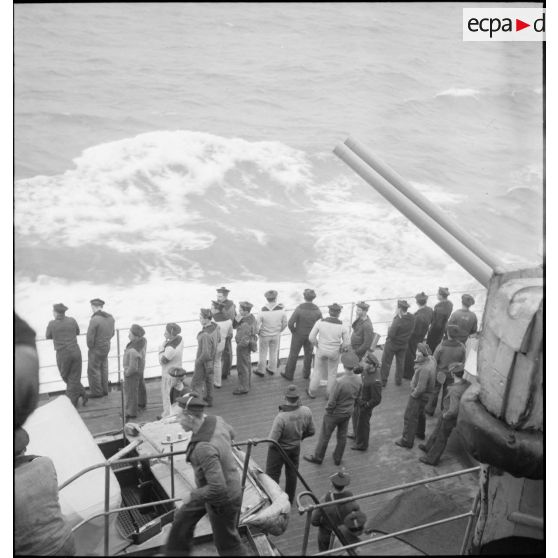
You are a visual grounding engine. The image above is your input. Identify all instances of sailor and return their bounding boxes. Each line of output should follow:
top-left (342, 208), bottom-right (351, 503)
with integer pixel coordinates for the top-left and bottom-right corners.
top-left (395, 342), bottom-right (437, 449)
top-left (210, 300), bottom-right (233, 389)
top-left (45, 303), bottom-right (87, 407)
top-left (15, 313), bottom-right (76, 556)
top-left (426, 287), bottom-right (453, 353)
top-left (349, 351), bottom-right (382, 451)
top-left (380, 300), bottom-right (415, 387)
top-left (232, 301), bottom-right (258, 395)
top-left (447, 294), bottom-right (478, 345)
top-left (331, 510), bottom-right (367, 554)
top-left (256, 290), bottom-right (287, 377)
top-left (350, 301), bottom-right (375, 360)
top-left (424, 324), bottom-right (466, 417)
top-left (307, 303), bottom-right (351, 399)
top-left (403, 292), bottom-right (434, 380)
top-left (304, 351), bottom-right (362, 466)
top-left (86, 298), bottom-right (115, 398)
top-left (311, 468), bottom-right (360, 552)
top-left (165, 393), bottom-right (245, 556)
top-left (192, 309), bottom-right (220, 407)
top-left (419, 362), bottom-right (471, 465)
top-left (266, 385), bottom-right (315, 504)
top-left (216, 287), bottom-right (236, 379)
top-left (122, 324), bottom-right (147, 419)
top-left (158, 322), bottom-right (184, 418)
top-left (282, 288), bottom-right (322, 381)
top-left (168, 367), bottom-right (189, 406)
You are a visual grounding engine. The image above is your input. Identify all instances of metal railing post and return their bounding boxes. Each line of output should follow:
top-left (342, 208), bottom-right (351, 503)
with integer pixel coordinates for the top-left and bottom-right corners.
top-left (240, 441), bottom-right (253, 492)
top-left (117, 329), bottom-right (125, 438)
top-left (301, 506), bottom-right (313, 556)
top-left (460, 490), bottom-right (480, 555)
top-left (103, 462), bottom-right (110, 556)
top-left (170, 442), bottom-right (175, 499)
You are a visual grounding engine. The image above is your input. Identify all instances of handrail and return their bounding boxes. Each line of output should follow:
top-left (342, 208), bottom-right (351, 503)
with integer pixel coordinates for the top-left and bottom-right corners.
top-left (296, 466), bottom-right (480, 556)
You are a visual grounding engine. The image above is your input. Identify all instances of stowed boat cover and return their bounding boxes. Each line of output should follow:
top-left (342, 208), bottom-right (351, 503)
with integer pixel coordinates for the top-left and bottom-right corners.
top-left (24, 396), bottom-right (123, 553)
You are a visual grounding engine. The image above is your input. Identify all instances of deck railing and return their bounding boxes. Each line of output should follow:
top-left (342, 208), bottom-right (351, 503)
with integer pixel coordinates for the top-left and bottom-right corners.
top-left (35, 288), bottom-right (486, 395)
top-left (296, 466), bottom-right (481, 556)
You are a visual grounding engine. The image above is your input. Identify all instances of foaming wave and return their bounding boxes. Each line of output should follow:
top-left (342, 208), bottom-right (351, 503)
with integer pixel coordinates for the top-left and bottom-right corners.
top-left (435, 88), bottom-right (481, 99)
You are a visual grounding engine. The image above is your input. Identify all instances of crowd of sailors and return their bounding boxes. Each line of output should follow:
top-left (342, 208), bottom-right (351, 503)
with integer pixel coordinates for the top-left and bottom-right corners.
top-left (20, 284), bottom-right (479, 555)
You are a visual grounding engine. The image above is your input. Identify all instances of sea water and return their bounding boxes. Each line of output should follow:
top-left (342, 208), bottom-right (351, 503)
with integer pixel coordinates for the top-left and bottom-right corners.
top-left (14, 3), bottom-right (543, 389)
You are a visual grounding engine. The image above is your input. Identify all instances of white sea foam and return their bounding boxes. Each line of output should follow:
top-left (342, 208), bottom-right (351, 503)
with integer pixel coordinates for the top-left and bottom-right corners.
top-left (435, 88), bottom-right (481, 99)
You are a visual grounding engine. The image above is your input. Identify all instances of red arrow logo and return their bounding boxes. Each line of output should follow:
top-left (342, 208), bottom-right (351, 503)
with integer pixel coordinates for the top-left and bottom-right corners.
top-left (516, 19), bottom-right (530, 31)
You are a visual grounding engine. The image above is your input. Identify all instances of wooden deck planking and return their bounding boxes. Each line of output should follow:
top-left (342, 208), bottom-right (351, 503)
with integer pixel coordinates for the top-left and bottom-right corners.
top-left (39, 358), bottom-right (478, 556)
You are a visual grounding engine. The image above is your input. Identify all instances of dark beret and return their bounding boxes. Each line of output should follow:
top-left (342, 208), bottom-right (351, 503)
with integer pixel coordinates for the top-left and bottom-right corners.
top-left (364, 351), bottom-right (380, 367)
top-left (200, 308), bottom-right (213, 320)
top-left (303, 288), bottom-right (316, 300)
top-left (341, 351), bottom-right (360, 369)
top-left (449, 362), bottom-right (465, 374)
top-left (216, 287), bottom-right (230, 295)
top-left (415, 292), bottom-right (428, 304)
top-left (177, 391), bottom-right (207, 413)
top-left (328, 303), bottom-right (343, 313)
top-left (329, 468), bottom-right (351, 487)
top-left (264, 290), bottom-right (278, 300)
top-left (53, 303), bottom-right (68, 313)
top-left (462, 294), bottom-right (475, 307)
top-left (90, 298), bottom-right (105, 306)
top-left (166, 322), bottom-right (182, 335)
top-left (284, 384), bottom-right (300, 400)
top-left (446, 324), bottom-right (460, 337)
top-left (169, 367), bottom-right (188, 378)
top-left (130, 324), bottom-right (145, 337)
top-left (438, 287), bottom-right (449, 297)
top-left (397, 299), bottom-right (410, 310)
top-left (356, 301), bottom-right (369, 311)
top-left (239, 301), bottom-right (253, 311)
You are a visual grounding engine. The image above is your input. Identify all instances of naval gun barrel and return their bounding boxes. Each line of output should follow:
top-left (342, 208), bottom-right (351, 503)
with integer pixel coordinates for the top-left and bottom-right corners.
top-left (333, 143), bottom-right (493, 287)
top-left (343, 137), bottom-right (504, 272)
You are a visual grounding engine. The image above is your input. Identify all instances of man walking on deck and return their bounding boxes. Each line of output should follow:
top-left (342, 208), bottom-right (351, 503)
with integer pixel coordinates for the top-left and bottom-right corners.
top-left (46, 303), bottom-right (87, 407)
top-left (282, 288), bottom-right (322, 381)
top-left (165, 393), bottom-right (245, 556)
top-left (192, 309), bottom-right (221, 407)
top-left (425, 324), bottom-right (466, 416)
top-left (403, 292), bottom-right (433, 380)
top-left (216, 287), bottom-right (236, 379)
top-left (266, 385), bottom-right (315, 504)
top-left (447, 294), bottom-right (478, 345)
top-left (256, 290), bottom-right (287, 377)
top-left (419, 362), bottom-right (470, 465)
top-left (232, 301), bottom-right (258, 395)
top-left (395, 342), bottom-right (436, 449)
top-left (350, 302), bottom-right (375, 360)
top-left (380, 300), bottom-right (415, 387)
top-left (86, 298), bottom-right (115, 398)
top-left (426, 287), bottom-right (453, 353)
top-left (304, 352), bottom-right (362, 466)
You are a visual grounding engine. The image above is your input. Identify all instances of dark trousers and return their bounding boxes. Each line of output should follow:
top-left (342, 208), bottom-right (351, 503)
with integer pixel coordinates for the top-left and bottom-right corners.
top-left (318, 527), bottom-right (334, 552)
top-left (165, 494), bottom-right (244, 556)
top-left (56, 347), bottom-right (85, 407)
top-left (401, 394), bottom-right (428, 446)
top-left (265, 445), bottom-right (300, 504)
top-left (87, 349), bottom-right (109, 397)
top-left (423, 416), bottom-right (457, 464)
top-left (236, 346), bottom-right (252, 392)
top-left (222, 337), bottom-right (232, 379)
top-left (351, 403), bottom-right (373, 450)
top-left (425, 376), bottom-right (453, 415)
top-left (380, 341), bottom-right (406, 385)
top-left (314, 414), bottom-right (350, 464)
top-left (284, 332), bottom-right (314, 380)
top-left (192, 359), bottom-right (215, 404)
top-left (403, 335), bottom-right (422, 380)
top-left (138, 367), bottom-right (147, 408)
top-left (124, 373), bottom-right (139, 417)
